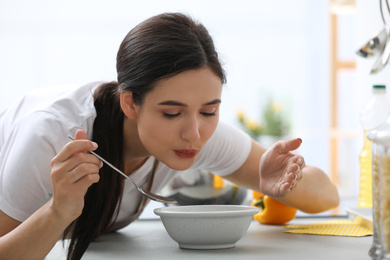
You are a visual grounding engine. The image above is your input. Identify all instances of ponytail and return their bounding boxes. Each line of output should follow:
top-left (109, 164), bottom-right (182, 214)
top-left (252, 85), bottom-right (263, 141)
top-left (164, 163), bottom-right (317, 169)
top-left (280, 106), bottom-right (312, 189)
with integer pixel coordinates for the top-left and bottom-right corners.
top-left (63, 82), bottom-right (125, 260)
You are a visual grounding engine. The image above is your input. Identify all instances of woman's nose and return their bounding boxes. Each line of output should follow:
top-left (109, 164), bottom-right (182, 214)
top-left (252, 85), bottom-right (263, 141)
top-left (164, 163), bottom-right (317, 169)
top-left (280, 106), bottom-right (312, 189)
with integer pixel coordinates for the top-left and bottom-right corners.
top-left (181, 116), bottom-right (200, 142)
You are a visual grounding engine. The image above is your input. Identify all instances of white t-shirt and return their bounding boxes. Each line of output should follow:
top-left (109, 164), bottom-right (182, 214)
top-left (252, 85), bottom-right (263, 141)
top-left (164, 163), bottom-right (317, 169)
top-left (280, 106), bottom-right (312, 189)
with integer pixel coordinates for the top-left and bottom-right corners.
top-left (0, 82), bottom-right (251, 223)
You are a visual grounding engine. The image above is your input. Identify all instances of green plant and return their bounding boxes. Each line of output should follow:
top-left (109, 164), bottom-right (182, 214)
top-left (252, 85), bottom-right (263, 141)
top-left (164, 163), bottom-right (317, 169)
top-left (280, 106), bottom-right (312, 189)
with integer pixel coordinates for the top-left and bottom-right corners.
top-left (236, 110), bottom-right (264, 139)
top-left (237, 99), bottom-right (290, 138)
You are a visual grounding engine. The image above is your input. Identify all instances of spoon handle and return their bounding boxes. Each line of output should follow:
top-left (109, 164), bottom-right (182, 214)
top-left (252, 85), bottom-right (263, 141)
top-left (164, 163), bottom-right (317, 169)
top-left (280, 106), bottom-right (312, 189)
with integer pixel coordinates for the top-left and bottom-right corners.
top-left (67, 135), bottom-right (177, 204)
top-left (67, 135), bottom-right (137, 187)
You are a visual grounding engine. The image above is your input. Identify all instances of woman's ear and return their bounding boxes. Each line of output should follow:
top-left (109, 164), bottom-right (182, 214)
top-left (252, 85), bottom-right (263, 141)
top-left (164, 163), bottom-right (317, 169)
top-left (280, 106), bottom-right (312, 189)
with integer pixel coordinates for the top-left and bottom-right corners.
top-left (120, 92), bottom-right (138, 119)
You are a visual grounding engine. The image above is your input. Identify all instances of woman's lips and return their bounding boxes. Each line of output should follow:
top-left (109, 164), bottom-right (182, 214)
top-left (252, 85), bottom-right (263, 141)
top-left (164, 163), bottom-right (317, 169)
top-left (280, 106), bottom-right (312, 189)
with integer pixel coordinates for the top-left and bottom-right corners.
top-left (174, 149), bottom-right (198, 158)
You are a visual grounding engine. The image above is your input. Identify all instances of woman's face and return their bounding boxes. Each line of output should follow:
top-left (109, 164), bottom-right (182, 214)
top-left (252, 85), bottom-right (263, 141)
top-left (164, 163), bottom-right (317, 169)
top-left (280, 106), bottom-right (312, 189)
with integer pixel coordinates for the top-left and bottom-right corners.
top-left (135, 67), bottom-right (222, 171)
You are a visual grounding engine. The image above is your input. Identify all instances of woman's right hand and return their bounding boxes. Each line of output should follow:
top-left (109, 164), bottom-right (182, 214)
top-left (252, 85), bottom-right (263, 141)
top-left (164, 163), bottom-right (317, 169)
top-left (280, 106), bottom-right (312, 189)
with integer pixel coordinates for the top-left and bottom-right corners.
top-left (49, 129), bottom-right (101, 223)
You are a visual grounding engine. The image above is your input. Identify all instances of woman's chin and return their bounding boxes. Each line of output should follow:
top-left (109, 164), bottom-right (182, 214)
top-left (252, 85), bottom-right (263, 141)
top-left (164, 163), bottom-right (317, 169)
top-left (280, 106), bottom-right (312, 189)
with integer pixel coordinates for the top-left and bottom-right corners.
top-left (169, 164), bottom-right (192, 171)
top-left (164, 159), bottom-right (195, 171)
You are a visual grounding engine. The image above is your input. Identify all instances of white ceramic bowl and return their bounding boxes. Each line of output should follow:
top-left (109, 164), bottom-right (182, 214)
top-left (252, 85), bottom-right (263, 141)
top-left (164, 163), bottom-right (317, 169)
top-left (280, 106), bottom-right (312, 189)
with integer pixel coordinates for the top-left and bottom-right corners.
top-left (154, 205), bottom-right (259, 249)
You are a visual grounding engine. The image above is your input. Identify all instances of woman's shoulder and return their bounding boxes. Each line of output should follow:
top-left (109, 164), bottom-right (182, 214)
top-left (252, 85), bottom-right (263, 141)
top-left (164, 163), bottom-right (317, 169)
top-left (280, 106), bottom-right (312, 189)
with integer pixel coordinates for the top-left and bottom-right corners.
top-left (192, 121), bottom-right (252, 175)
top-left (208, 121), bottom-right (251, 145)
top-left (1, 82), bottom-right (102, 150)
top-left (7, 82), bottom-right (101, 128)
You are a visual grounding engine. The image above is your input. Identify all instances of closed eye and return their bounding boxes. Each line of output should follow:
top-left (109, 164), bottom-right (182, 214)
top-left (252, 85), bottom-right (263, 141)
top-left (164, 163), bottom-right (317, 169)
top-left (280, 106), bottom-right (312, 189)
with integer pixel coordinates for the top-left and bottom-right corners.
top-left (200, 112), bottom-right (216, 117)
top-left (163, 112), bottom-right (181, 119)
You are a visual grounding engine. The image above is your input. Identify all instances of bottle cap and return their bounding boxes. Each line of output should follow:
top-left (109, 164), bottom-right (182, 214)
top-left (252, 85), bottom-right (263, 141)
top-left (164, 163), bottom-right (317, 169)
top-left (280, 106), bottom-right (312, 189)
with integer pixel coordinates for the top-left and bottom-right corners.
top-left (373, 85), bottom-right (386, 89)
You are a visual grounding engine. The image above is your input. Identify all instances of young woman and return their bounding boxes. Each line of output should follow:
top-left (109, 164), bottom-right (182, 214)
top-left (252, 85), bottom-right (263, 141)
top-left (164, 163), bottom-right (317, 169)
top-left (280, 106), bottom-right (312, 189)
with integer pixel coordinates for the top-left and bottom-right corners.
top-left (0, 13), bottom-right (339, 260)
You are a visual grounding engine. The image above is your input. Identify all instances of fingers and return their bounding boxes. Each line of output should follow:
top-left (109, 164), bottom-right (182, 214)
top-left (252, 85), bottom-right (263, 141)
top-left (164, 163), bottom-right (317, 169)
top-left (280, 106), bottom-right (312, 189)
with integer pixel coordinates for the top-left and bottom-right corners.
top-left (65, 153), bottom-right (102, 182)
top-left (51, 153), bottom-right (101, 184)
top-left (260, 138), bottom-right (305, 198)
top-left (51, 129), bottom-right (101, 184)
top-left (280, 155), bottom-right (305, 195)
top-left (297, 156), bottom-right (306, 169)
top-left (288, 155), bottom-right (305, 180)
top-left (281, 172), bottom-right (297, 192)
top-left (278, 182), bottom-right (292, 197)
top-left (75, 128), bottom-right (88, 140)
top-left (71, 163), bottom-right (101, 186)
top-left (54, 138), bottom-right (98, 163)
top-left (49, 129), bottom-right (102, 222)
top-left (275, 138), bottom-right (302, 154)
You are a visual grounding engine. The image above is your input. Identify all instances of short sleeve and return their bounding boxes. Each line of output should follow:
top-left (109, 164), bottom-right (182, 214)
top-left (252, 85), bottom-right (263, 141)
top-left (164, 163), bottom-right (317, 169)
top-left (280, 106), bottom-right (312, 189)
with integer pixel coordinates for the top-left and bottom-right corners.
top-left (0, 111), bottom-right (66, 222)
top-left (193, 121), bottom-right (252, 176)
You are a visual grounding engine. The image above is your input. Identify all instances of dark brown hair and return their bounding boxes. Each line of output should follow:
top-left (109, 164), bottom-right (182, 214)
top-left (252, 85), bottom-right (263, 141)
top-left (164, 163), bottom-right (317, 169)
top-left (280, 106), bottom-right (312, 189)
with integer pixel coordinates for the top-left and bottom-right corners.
top-left (63, 12), bottom-right (226, 260)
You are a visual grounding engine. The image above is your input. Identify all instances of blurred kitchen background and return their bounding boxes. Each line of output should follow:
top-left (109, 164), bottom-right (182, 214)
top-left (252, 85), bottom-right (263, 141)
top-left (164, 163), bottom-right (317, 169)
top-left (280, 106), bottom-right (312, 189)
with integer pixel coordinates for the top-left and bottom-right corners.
top-left (1, 0), bottom-right (389, 217)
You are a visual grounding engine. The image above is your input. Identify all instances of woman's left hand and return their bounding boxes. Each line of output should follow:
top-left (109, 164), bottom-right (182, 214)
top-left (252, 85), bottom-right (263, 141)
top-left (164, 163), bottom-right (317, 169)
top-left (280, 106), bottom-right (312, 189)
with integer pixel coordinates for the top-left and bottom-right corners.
top-left (259, 138), bottom-right (305, 198)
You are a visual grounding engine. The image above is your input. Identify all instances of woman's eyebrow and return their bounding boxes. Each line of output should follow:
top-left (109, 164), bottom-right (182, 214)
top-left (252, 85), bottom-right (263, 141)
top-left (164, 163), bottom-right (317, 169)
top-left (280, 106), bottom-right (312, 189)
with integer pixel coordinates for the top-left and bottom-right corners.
top-left (158, 99), bottom-right (221, 107)
top-left (203, 99), bottom-right (221, 106)
top-left (158, 100), bottom-right (187, 107)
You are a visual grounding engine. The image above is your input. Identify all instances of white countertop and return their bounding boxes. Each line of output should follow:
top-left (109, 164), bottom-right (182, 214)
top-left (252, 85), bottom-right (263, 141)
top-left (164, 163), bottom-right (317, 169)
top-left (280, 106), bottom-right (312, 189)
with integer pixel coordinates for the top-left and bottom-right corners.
top-left (46, 216), bottom-right (372, 260)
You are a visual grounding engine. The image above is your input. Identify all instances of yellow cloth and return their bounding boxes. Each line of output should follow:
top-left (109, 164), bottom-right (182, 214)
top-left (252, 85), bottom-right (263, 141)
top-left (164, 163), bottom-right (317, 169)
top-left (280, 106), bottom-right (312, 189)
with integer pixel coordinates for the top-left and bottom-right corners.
top-left (283, 216), bottom-right (373, 237)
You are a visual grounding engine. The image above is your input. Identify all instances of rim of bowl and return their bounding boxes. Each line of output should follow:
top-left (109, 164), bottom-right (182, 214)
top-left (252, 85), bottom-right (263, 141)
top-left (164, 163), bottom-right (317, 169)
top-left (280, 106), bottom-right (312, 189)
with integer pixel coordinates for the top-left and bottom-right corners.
top-left (154, 205), bottom-right (259, 217)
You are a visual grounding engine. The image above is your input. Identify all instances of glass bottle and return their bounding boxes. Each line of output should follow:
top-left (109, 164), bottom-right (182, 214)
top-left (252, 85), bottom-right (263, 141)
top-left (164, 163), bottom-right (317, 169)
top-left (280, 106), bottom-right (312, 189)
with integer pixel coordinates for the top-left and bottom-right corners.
top-left (367, 133), bottom-right (382, 259)
top-left (367, 112), bottom-right (390, 259)
top-left (359, 85), bottom-right (389, 208)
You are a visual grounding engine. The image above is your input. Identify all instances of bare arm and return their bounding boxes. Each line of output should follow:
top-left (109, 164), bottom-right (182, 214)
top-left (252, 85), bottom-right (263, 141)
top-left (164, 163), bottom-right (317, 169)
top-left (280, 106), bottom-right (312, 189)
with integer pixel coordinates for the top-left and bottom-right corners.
top-left (277, 166), bottom-right (340, 213)
top-left (0, 129), bottom-right (101, 259)
top-left (224, 139), bottom-right (339, 213)
top-left (0, 202), bottom-right (70, 260)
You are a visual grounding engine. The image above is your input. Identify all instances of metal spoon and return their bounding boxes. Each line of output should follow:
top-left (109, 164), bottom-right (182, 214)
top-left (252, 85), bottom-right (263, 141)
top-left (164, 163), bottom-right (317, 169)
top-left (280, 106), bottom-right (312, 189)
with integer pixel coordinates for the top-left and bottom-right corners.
top-left (356, 27), bottom-right (388, 58)
top-left (67, 135), bottom-right (177, 204)
top-left (371, 36), bottom-right (390, 74)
